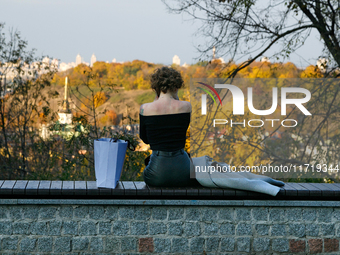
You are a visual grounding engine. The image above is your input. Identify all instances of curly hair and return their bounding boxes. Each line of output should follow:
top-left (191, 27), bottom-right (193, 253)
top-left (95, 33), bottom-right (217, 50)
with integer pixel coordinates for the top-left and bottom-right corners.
top-left (150, 67), bottom-right (184, 97)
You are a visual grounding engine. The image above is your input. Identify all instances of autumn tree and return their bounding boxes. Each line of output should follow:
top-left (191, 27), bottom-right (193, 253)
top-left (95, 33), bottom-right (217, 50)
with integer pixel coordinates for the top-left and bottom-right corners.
top-left (106, 109), bottom-right (118, 125)
top-left (93, 91), bottom-right (108, 108)
top-left (164, 0), bottom-right (340, 181)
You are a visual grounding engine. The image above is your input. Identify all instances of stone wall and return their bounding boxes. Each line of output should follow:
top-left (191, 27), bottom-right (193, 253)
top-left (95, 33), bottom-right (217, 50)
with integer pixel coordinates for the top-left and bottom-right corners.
top-left (0, 199), bottom-right (340, 254)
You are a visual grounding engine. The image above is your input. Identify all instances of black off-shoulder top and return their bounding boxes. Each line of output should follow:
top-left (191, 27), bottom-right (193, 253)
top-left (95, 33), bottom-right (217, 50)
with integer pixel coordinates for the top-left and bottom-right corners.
top-left (139, 112), bottom-right (190, 152)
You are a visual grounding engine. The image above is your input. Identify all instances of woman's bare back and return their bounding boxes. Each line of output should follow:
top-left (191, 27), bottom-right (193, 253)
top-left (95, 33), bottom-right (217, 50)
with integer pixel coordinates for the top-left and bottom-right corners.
top-left (140, 92), bottom-right (191, 116)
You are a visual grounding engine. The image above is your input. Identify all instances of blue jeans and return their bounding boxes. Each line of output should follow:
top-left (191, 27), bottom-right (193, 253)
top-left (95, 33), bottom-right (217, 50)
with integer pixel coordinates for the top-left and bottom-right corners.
top-left (143, 149), bottom-right (198, 187)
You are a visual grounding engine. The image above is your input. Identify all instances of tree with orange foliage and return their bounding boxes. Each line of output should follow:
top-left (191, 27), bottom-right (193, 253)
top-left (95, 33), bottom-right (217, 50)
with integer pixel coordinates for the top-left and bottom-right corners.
top-left (106, 109), bottom-right (118, 125)
top-left (93, 91), bottom-right (107, 108)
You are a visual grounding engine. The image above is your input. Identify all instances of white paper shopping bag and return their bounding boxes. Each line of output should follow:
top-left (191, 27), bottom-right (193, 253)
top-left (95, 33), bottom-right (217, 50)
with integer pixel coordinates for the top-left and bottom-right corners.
top-left (94, 138), bottom-right (128, 189)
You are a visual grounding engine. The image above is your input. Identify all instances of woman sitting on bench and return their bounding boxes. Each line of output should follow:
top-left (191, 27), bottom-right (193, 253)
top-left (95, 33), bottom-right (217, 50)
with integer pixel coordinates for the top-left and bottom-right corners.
top-left (139, 66), bottom-right (198, 187)
top-left (139, 67), bottom-right (284, 196)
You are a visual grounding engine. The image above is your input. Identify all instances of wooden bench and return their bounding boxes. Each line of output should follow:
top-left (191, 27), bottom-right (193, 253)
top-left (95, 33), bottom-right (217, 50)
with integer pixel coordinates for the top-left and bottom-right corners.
top-left (1, 180), bottom-right (340, 200)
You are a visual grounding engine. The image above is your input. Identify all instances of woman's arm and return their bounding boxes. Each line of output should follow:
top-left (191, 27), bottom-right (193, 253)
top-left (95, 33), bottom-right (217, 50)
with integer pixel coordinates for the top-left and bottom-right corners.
top-left (140, 104), bottom-right (144, 116)
top-left (139, 105), bottom-right (149, 144)
top-left (183, 101), bottom-right (192, 112)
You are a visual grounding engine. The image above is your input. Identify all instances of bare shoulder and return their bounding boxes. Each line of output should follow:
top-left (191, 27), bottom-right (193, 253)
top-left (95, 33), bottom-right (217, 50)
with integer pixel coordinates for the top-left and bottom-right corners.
top-left (139, 103), bottom-right (147, 115)
top-left (179, 100), bottom-right (192, 113)
top-left (140, 102), bottom-right (153, 115)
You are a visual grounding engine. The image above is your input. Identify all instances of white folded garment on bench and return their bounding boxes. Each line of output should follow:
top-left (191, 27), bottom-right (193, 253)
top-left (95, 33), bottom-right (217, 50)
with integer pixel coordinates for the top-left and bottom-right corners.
top-left (191, 156), bottom-right (284, 196)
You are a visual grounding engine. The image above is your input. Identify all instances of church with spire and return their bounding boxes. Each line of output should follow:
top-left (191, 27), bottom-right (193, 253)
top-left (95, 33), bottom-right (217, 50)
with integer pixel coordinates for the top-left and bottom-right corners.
top-left (58, 77), bottom-right (73, 125)
top-left (40, 77), bottom-right (88, 141)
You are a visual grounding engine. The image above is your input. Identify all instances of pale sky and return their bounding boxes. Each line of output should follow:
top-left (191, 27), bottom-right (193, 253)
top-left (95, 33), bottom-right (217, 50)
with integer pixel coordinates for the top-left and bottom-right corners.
top-left (1, 0), bottom-right (324, 67)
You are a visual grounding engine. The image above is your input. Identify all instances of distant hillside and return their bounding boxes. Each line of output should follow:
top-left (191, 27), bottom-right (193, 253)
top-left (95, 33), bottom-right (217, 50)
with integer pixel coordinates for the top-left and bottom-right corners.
top-left (46, 59), bottom-right (326, 126)
top-left (47, 85), bottom-right (186, 126)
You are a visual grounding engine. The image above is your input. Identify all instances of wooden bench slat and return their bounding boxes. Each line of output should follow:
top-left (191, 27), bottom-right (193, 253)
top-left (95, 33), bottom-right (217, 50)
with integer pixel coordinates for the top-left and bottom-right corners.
top-left (246, 190), bottom-right (264, 197)
top-left (39, 180), bottom-right (51, 189)
top-left (322, 183), bottom-right (337, 196)
top-left (298, 183), bottom-right (322, 196)
top-left (289, 183), bottom-right (310, 196)
top-left (50, 181), bottom-right (62, 195)
top-left (330, 183), bottom-right (340, 196)
top-left (235, 190), bottom-right (248, 196)
top-left (99, 187), bottom-right (112, 196)
top-left (122, 181), bottom-right (137, 196)
top-left (186, 186), bottom-right (199, 196)
top-left (309, 183), bottom-right (334, 197)
top-left (62, 181), bottom-right (74, 195)
top-left (111, 181), bottom-right (124, 196)
top-left (221, 188), bottom-right (235, 197)
top-left (1, 178), bottom-right (340, 199)
top-left (276, 187), bottom-right (285, 196)
top-left (86, 181), bottom-right (99, 195)
top-left (161, 187), bottom-right (174, 196)
top-left (249, 190), bottom-right (272, 197)
top-left (1, 180), bottom-right (17, 195)
top-left (211, 188), bottom-right (224, 196)
top-left (281, 183), bottom-right (298, 196)
top-left (332, 183), bottom-right (340, 189)
top-left (1, 180), bottom-right (16, 189)
top-left (96, 181), bottom-right (113, 196)
top-left (147, 185), bottom-right (162, 196)
top-left (26, 180), bottom-right (40, 195)
top-left (173, 187), bottom-right (187, 196)
top-left (13, 180), bottom-right (28, 195)
top-left (198, 187), bottom-right (212, 196)
top-left (38, 181), bottom-right (51, 195)
top-left (74, 181), bottom-right (87, 195)
top-left (134, 181), bottom-right (150, 196)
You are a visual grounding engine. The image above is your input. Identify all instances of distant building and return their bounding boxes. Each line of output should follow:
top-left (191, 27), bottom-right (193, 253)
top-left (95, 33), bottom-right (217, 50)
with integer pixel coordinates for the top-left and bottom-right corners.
top-left (211, 47), bottom-right (225, 63)
top-left (58, 77), bottom-right (73, 125)
top-left (59, 54), bottom-right (119, 71)
top-left (182, 63), bottom-right (189, 68)
top-left (51, 59), bottom-right (59, 70)
top-left (76, 54), bottom-right (82, 66)
top-left (59, 62), bottom-right (76, 72)
top-left (41, 76), bottom-right (88, 141)
top-left (42, 57), bottom-right (50, 65)
top-left (218, 57), bottom-right (225, 64)
top-left (317, 58), bottom-right (328, 72)
top-left (261, 56), bottom-right (271, 63)
top-left (172, 55), bottom-right (180, 65)
top-left (42, 57), bottom-right (49, 71)
top-left (90, 54), bottom-right (97, 67)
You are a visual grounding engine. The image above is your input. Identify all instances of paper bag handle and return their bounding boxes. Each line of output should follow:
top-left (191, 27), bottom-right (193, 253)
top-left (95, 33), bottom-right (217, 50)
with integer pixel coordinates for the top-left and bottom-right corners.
top-left (110, 137), bottom-right (135, 151)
